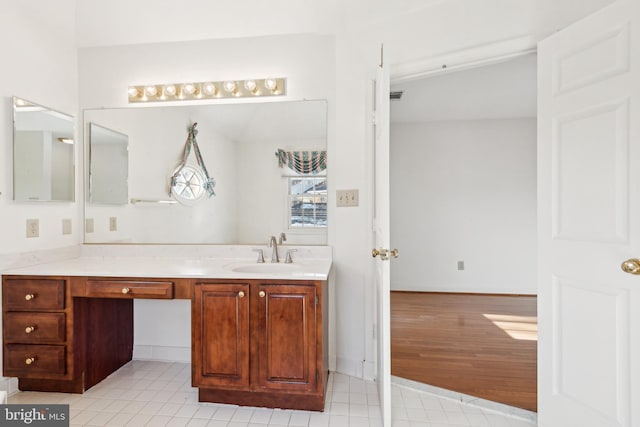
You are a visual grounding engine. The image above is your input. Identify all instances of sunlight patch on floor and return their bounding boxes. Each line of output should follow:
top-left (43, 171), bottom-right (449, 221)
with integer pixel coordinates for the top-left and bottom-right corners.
top-left (483, 313), bottom-right (538, 341)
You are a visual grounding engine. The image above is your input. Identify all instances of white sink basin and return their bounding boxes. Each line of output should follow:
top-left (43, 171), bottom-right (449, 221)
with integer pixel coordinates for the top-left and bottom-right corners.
top-left (229, 263), bottom-right (304, 274)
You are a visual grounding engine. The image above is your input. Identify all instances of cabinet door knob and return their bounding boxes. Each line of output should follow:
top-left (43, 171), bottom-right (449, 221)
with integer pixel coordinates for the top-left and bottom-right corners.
top-left (259, 291), bottom-right (266, 298)
top-left (25, 357), bottom-right (35, 365)
top-left (25, 326), bottom-right (36, 334)
top-left (122, 287), bottom-right (131, 294)
top-left (24, 294), bottom-right (35, 301)
top-left (238, 291), bottom-right (245, 298)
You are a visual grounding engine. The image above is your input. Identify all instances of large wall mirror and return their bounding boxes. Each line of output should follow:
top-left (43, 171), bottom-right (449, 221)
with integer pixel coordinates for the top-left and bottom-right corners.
top-left (13, 97), bottom-right (75, 202)
top-left (84, 100), bottom-right (327, 245)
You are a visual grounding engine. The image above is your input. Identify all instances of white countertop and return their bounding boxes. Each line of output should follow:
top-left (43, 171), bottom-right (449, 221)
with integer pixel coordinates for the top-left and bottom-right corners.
top-left (1, 245), bottom-right (332, 281)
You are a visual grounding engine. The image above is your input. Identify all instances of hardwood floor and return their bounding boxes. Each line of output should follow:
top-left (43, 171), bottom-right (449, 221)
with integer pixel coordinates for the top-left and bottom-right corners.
top-left (391, 291), bottom-right (537, 412)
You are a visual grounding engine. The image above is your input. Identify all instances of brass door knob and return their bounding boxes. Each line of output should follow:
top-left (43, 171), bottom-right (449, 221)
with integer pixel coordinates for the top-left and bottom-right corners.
top-left (238, 291), bottom-right (245, 298)
top-left (372, 248), bottom-right (389, 259)
top-left (24, 294), bottom-right (35, 301)
top-left (25, 357), bottom-right (35, 365)
top-left (122, 287), bottom-right (131, 294)
top-left (621, 258), bottom-right (640, 274)
top-left (25, 326), bottom-right (36, 334)
top-left (373, 248), bottom-right (399, 260)
top-left (259, 291), bottom-right (266, 298)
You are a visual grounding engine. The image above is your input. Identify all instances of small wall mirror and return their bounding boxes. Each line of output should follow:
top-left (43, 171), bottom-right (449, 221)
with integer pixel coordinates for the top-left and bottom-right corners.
top-left (13, 97), bottom-right (75, 202)
top-left (89, 123), bottom-right (129, 205)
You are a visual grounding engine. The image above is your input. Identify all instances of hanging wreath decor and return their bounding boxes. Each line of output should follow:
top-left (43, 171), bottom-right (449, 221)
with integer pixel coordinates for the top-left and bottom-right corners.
top-left (169, 123), bottom-right (216, 205)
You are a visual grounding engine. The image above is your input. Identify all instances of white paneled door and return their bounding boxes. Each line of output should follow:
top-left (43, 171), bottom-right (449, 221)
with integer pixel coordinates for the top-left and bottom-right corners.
top-left (373, 53), bottom-right (391, 427)
top-left (538, 0), bottom-right (639, 426)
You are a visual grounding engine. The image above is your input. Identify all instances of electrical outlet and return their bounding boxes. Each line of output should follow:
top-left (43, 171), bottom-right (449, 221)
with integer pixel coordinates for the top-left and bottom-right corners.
top-left (62, 219), bottom-right (72, 235)
top-left (337, 189), bottom-right (359, 207)
top-left (85, 218), bottom-right (95, 233)
top-left (26, 219), bottom-right (39, 238)
top-left (109, 217), bottom-right (117, 232)
top-left (458, 260), bottom-right (465, 271)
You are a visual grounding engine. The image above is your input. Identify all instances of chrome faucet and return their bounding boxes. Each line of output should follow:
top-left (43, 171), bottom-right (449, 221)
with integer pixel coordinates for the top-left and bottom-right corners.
top-left (268, 235), bottom-right (279, 263)
top-left (278, 232), bottom-right (287, 245)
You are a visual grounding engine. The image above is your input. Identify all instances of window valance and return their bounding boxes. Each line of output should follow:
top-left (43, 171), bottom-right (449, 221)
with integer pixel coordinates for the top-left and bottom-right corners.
top-left (275, 149), bottom-right (327, 175)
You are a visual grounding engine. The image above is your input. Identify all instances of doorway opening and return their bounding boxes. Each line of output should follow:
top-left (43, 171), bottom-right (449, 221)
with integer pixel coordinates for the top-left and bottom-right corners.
top-left (389, 53), bottom-right (538, 412)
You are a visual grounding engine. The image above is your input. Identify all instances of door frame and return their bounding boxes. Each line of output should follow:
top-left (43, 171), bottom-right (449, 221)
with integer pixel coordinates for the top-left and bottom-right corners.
top-left (383, 36), bottom-right (539, 394)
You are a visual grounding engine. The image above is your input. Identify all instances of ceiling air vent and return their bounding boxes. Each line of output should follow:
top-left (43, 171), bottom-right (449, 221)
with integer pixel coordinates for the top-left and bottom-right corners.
top-left (390, 91), bottom-right (404, 100)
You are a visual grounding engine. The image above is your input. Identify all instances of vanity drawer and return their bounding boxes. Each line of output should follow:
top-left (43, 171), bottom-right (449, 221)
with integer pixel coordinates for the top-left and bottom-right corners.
top-left (4, 344), bottom-right (66, 376)
top-left (4, 312), bottom-right (66, 344)
top-left (3, 278), bottom-right (65, 310)
top-left (85, 280), bottom-right (174, 299)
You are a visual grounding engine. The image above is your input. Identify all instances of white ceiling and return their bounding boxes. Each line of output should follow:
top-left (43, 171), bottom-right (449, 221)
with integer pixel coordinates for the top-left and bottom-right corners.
top-left (390, 53), bottom-right (537, 123)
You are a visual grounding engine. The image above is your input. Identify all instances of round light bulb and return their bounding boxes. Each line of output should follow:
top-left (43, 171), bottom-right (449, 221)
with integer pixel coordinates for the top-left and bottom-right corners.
top-left (203, 83), bottom-right (217, 96)
top-left (144, 86), bottom-right (158, 97)
top-left (223, 81), bottom-right (237, 94)
top-left (127, 87), bottom-right (140, 97)
top-left (264, 79), bottom-right (278, 91)
top-left (183, 83), bottom-right (196, 95)
top-left (244, 80), bottom-right (258, 93)
top-left (164, 84), bottom-right (176, 96)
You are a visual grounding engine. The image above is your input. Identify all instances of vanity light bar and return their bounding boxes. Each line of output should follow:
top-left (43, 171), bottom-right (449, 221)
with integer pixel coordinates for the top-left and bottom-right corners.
top-left (127, 78), bottom-right (286, 103)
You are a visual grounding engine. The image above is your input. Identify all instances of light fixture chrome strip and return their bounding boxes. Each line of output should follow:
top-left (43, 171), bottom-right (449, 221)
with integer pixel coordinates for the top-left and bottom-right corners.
top-left (128, 78), bottom-right (286, 103)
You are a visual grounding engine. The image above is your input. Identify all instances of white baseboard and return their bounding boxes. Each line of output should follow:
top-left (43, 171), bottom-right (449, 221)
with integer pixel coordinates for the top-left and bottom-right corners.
top-left (335, 357), bottom-right (364, 378)
top-left (362, 360), bottom-right (376, 381)
top-left (133, 345), bottom-right (191, 363)
top-left (0, 377), bottom-right (19, 396)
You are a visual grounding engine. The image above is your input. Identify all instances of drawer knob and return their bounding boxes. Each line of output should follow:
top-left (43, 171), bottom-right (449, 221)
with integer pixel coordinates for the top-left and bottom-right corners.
top-left (25, 326), bottom-right (36, 334)
top-left (238, 291), bottom-right (245, 298)
top-left (25, 357), bottom-right (35, 365)
top-left (24, 294), bottom-right (35, 301)
top-left (122, 288), bottom-right (131, 294)
top-left (259, 290), bottom-right (266, 298)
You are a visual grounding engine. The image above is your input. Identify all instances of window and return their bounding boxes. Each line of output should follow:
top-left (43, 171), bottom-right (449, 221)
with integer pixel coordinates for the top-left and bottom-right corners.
top-left (288, 176), bottom-right (327, 229)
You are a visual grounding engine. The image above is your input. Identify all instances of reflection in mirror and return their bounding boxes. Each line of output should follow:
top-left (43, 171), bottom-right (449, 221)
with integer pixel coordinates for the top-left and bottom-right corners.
top-left (89, 123), bottom-right (129, 205)
top-left (83, 100), bottom-right (327, 245)
top-left (13, 97), bottom-right (74, 202)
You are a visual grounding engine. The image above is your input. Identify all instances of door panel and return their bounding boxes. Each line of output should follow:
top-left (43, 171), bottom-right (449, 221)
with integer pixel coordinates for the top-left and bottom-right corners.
top-left (257, 284), bottom-right (316, 391)
top-left (552, 100), bottom-right (629, 242)
top-left (194, 283), bottom-right (249, 388)
top-left (374, 55), bottom-right (391, 427)
top-left (538, 0), bottom-right (639, 425)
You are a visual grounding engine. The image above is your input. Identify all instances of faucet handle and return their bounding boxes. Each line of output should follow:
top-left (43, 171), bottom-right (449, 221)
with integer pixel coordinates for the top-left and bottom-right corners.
top-left (279, 232), bottom-right (287, 245)
top-left (252, 248), bottom-right (265, 263)
top-left (285, 249), bottom-right (298, 264)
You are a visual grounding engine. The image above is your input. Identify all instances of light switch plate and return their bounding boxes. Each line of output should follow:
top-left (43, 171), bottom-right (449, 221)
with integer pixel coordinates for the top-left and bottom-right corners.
top-left (26, 219), bottom-right (39, 238)
top-left (86, 218), bottom-right (95, 233)
top-left (62, 219), bottom-right (72, 235)
top-left (109, 217), bottom-right (118, 232)
top-left (337, 189), bottom-right (359, 207)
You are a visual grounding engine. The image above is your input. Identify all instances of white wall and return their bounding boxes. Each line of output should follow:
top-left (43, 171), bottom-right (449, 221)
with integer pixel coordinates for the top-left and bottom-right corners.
top-left (0, 3), bottom-right (80, 257)
top-left (390, 119), bottom-right (537, 294)
top-left (0, 1), bottom-right (79, 394)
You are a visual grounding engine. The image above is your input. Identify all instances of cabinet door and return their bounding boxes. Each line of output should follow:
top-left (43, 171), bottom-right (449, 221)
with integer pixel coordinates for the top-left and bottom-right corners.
top-left (256, 284), bottom-right (317, 391)
top-left (193, 283), bottom-right (249, 388)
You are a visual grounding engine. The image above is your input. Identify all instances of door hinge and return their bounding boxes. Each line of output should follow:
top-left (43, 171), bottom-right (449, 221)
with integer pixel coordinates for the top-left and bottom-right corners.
top-left (315, 294), bottom-right (318, 306)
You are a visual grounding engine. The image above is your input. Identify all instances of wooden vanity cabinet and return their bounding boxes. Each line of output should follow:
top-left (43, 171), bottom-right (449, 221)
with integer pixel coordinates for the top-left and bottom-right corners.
top-left (2, 276), bottom-right (79, 390)
top-left (193, 279), bottom-right (328, 411)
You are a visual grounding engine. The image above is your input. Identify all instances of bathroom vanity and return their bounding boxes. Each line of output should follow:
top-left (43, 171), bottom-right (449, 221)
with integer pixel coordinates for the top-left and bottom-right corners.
top-left (1, 246), bottom-right (331, 411)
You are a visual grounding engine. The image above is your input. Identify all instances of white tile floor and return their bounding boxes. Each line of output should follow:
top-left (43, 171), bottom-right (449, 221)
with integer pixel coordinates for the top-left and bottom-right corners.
top-left (7, 361), bottom-right (536, 427)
